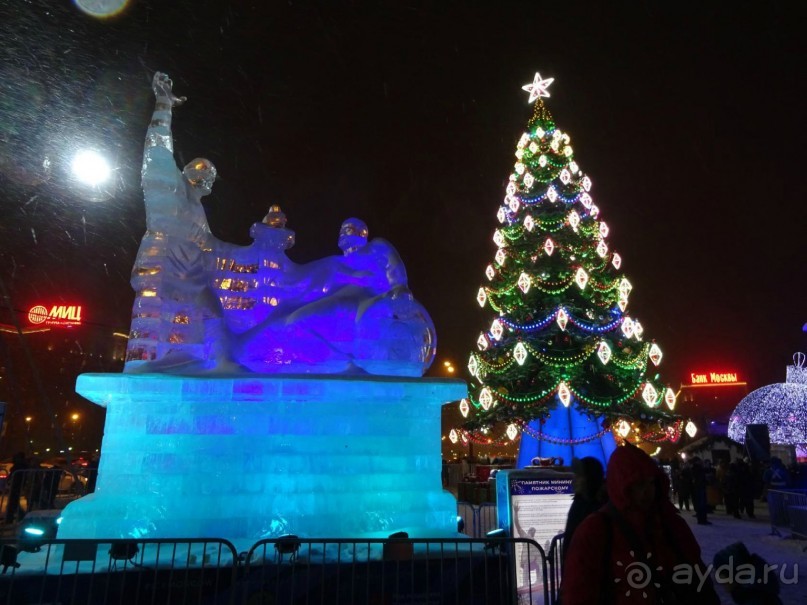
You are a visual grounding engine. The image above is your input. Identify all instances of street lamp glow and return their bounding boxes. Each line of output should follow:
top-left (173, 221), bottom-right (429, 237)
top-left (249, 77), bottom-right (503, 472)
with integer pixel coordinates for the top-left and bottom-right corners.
top-left (71, 150), bottom-right (111, 186)
top-left (74, 0), bottom-right (131, 19)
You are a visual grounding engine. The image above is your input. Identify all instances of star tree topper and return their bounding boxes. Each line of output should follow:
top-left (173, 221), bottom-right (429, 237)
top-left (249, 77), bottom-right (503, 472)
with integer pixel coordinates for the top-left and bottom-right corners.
top-left (522, 72), bottom-right (554, 102)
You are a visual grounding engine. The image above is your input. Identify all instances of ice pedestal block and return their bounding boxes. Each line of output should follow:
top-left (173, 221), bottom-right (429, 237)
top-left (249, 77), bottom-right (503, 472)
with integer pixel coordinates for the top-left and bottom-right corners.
top-left (59, 374), bottom-right (466, 545)
top-left (516, 405), bottom-right (617, 469)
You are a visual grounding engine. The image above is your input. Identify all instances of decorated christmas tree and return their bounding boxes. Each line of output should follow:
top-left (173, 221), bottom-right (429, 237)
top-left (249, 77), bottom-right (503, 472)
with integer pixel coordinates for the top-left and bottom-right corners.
top-left (457, 73), bottom-right (689, 467)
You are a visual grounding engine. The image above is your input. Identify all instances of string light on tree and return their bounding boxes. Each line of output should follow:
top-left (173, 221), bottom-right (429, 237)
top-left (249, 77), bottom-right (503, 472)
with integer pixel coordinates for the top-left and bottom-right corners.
top-left (461, 71), bottom-right (684, 467)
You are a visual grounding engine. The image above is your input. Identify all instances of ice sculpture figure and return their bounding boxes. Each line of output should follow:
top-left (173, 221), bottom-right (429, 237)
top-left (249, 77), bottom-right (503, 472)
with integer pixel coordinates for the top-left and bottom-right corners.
top-left (125, 74), bottom-right (435, 377)
top-left (58, 73), bottom-right (459, 545)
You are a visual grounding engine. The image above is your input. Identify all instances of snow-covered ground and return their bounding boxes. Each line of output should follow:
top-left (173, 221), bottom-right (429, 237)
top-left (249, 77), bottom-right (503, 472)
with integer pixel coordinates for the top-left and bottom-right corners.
top-left (682, 503), bottom-right (807, 603)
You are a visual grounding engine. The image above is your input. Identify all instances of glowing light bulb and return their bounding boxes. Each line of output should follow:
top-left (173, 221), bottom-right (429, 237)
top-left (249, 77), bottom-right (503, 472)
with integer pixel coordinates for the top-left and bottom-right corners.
top-left (506, 424), bottom-right (519, 441)
top-left (544, 238), bottom-right (555, 256)
top-left (612, 253), bottom-right (622, 269)
top-left (617, 420), bottom-right (631, 438)
top-left (495, 249), bottom-right (506, 265)
top-left (574, 267), bottom-right (589, 289)
top-left (582, 176), bottom-right (592, 191)
top-left (523, 173), bottom-right (535, 189)
top-left (479, 387), bottom-right (493, 410)
top-left (490, 319), bottom-right (504, 341)
top-left (513, 342), bottom-right (528, 365)
top-left (643, 383), bottom-right (659, 407)
top-left (619, 278), bottom-right (632, 295)
top-left (556, 308), bottom-right (569, 331)
top-left (518, 272), bottom-right (531, 293)
top-left (560, 168), bottom-right (571, 184)
top-left (664, 388), bottom-right (676, 410)
top-left (486, 265), bottom-right (496, 281)
top-left (596, 240), bottom-right (608, 257)
top-left (597, 341), bottom-right (612, 365)
top-left (493, 230), bottom-right (505, 247)
top-left (477, 333), bottom-right (489, 350)
top-left (524, 215), bottom-right (535, 231)
top-left (621, 317), bottom-right (635, 338)
top-left (648, 343), bottom-right (663, 366)
top-left (497, 207), bottom-right (506, 223)
top-left (467, 356), bottom-right (478, 378)
top-left (568, 210), bottom-right (580, 231)
top-left (477, 288), bottom-right (487, 307)
top-left (449, 429), bottom-right (458, 444)
top-left (459, 398), bottom-right (470, 417)
top-left (685, 421), bottom-right (697, 438)
top-left (558, 382), bottom-right (571, 407)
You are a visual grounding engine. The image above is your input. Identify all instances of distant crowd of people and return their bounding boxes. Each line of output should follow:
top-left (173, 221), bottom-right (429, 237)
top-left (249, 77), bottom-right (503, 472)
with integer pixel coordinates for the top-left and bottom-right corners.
top-left (670, 455), bottom-right (799, 525)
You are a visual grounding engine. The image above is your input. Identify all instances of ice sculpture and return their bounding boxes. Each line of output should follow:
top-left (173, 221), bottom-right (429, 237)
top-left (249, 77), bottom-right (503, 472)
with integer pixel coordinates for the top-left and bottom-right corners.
top-left (125, 77), bottom-right (435, 377)
top-left (58, 73), bottom-right (460, 545)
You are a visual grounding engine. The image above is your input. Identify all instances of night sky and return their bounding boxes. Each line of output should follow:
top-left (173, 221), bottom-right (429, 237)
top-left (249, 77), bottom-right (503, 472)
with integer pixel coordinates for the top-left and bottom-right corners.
top-left (1, 0), bottom-right (806, 416)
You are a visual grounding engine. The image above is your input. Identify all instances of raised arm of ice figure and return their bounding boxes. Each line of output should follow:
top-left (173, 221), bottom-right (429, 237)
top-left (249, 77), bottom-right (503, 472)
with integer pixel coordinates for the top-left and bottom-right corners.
top-left (126, 72), bottom-right (237, 373)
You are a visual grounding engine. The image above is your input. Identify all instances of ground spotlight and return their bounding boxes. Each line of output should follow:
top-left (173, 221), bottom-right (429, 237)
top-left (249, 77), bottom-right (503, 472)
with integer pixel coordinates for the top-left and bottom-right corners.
top-left (274, 534), bottom-right (301, 563)
top-left (484, 528), bottom-right (508, 554)
top-left (17, 510), bottom-right (61, 553)
top-left (383, 531), bottom-right (414, 561)
top-left (109, 541), bottom-right (139, 561)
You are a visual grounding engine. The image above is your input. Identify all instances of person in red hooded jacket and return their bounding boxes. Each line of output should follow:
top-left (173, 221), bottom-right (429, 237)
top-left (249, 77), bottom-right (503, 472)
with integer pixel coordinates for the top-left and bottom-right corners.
top-left (561, 443), bottom-right (720, 604)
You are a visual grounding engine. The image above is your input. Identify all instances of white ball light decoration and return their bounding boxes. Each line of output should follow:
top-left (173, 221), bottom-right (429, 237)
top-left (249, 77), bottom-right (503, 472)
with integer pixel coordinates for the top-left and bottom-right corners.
top-left (728, 355), bottom-right (807, 446)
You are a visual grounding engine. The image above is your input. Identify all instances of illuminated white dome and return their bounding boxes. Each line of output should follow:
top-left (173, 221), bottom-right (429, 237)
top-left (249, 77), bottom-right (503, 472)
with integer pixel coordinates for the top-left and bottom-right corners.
top-left (728, 354), bottom-right (807, 446)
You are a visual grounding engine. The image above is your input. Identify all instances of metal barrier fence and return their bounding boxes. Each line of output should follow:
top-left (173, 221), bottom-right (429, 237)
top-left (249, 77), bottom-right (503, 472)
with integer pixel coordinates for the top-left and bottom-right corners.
top-left (456, 500), bottom-right (565, 604)
top-left (546, 532), bottom-right (565, 602)
top-left (0, 536), bottom-right (555, 605)
top-left (0, 469), bottom-right (86, 523)
top-left (244, 536), bottom-right (549, 604)
top-left (457, 501), bottom-right (499, 538)
top-left (0, 537), bottom-right (239, 605)
top-left (767, 489), bottom-right (807, 547)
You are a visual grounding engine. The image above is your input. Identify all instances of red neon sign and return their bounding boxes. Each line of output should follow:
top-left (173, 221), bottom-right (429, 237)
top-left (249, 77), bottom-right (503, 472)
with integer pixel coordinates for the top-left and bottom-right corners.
top-left (28, 305), bottom-right (83, 327)
top-left (689, 371), bottom-right (741, 385)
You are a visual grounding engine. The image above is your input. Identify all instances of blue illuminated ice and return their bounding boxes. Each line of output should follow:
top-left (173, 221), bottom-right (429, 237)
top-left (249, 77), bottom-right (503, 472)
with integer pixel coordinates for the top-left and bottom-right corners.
top-left (125, 78), bottom-right (434, 377)
top-left (59, 73), bottom-right (460, 545)
top-left (58, 373), bottom-right (465, 545)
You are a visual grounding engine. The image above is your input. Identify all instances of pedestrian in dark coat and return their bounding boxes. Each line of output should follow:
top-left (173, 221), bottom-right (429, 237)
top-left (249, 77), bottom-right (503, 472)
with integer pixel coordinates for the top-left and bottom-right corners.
top-left (561, 444), bottom-right (719, 605)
